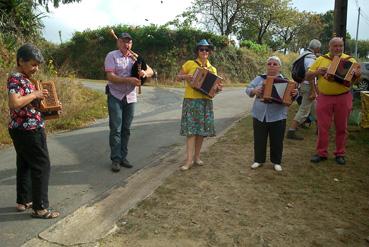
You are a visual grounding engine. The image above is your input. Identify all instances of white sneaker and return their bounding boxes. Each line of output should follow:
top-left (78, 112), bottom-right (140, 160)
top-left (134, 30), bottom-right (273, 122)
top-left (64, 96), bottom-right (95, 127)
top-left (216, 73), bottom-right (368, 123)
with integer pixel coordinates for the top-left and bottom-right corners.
top-left (274, 164), bottom-right (283, 172)
top-left (251, 162), bottom-right (262, 169)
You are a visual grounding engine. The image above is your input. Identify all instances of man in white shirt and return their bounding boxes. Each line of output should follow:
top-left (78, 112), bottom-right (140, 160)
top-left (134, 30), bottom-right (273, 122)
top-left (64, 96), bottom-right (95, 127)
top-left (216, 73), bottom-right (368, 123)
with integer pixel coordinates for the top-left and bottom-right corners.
top-left (287, 39), bottom-right (321, 140)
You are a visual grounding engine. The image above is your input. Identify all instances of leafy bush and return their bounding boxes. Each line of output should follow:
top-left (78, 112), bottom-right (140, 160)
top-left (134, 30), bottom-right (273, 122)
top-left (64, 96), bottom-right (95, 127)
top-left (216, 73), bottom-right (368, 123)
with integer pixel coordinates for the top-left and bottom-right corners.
top-left (240, 40), bottom-right (269, 54)
top-left (44, 25), bottom-right (228, 80)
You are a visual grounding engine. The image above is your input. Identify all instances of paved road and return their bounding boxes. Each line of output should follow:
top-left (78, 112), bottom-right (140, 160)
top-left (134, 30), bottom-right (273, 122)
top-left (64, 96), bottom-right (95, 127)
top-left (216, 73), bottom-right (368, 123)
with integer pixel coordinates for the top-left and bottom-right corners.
top-left (0, 84), bottom-right (253, 247)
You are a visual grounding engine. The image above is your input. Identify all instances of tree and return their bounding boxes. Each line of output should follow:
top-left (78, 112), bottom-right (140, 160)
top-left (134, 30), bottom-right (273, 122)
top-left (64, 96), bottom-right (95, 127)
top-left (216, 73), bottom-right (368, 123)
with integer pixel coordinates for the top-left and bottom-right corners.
top-left (0, 0), bottom-right (81, 43)
top-left (237, 0), bottom-right (291, 44)
top-left (0, 0), bottom-right (44, 41)
top-left (292, 12), bottom-right (323, 51)
top-left (189, 0), bottom-right (247, 36)
top-left (270, 8), bottom-right (302, 53)
top-left (36, 0), bottom-right (81, 12)
top-left (318, 10), bottom-right (334, 53)
top-left (164, 9), bottom-right (198, 29)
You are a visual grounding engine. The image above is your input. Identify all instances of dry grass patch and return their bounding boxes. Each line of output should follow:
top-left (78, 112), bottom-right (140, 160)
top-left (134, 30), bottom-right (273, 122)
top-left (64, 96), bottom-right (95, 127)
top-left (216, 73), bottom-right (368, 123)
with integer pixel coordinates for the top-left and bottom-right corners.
top-left (100, 104), bottom-right (369, 247)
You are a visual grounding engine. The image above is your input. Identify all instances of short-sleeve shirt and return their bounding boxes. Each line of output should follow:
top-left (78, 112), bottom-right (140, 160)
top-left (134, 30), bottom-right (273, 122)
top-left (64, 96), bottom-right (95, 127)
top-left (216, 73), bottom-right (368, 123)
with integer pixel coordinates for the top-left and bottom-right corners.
top-left (181, 59), bottom-right (217, 99)
top-left (308, 53), bottom-right (357, 95)
top-left (7, 72), bottom-right (45, 130)
top-left (302, 52), bottom-right (316, 85)
top-left (104, 50), bottom-right (137, 103)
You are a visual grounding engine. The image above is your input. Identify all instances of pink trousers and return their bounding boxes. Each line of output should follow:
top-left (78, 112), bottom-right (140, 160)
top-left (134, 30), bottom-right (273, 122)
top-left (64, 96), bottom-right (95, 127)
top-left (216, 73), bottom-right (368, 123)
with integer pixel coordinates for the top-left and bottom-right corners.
top-left (316, 92), bottom-right (352, 157)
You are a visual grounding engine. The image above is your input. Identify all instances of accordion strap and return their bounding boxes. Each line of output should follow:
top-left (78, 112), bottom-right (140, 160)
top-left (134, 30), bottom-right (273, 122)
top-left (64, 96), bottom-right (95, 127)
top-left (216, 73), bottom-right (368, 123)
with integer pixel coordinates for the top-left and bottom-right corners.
top-left (193, 60), bottom-right (202, 67)
top-left (193, 60), bottom-right (214, 71)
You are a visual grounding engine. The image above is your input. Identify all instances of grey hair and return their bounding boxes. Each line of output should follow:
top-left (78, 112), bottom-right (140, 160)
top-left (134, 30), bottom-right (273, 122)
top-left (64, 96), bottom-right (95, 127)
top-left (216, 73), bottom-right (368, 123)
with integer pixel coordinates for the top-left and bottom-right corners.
top-left (308, 39), bottom-right (321, 49)
top-left (267, 56), bottom-right (282, 66)
top-left (329, 37), bottom-right (344, 46)
top-left (16, 43), bottom-right (44, 66)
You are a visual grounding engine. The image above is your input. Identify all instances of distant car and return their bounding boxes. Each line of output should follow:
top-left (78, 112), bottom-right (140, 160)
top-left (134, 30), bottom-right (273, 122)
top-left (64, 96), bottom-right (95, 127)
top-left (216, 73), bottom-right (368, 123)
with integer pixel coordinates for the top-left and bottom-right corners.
top-left (357, 62), bottom-right (369, 91)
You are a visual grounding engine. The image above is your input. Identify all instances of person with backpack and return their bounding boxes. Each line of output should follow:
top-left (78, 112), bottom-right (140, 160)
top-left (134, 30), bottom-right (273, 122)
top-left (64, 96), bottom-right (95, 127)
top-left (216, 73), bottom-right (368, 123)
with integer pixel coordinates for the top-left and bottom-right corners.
top-left (287, 39), bottom-right (321, 140)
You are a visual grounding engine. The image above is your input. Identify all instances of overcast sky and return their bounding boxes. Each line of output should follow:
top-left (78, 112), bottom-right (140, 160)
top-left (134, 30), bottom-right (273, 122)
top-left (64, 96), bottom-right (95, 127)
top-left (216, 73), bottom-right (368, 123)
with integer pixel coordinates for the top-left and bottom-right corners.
top-left (41, 0), bottom-right (369, 44)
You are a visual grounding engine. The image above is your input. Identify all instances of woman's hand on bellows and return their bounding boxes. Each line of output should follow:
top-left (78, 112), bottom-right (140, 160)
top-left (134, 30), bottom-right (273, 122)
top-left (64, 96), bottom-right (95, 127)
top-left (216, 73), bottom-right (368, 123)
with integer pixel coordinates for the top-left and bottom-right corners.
top-left (217, 82), bottom-right (224, 92)
top-left (33, 89), bottom-right (48, 100)
top-left (253, 87), bottom-right (263, 97)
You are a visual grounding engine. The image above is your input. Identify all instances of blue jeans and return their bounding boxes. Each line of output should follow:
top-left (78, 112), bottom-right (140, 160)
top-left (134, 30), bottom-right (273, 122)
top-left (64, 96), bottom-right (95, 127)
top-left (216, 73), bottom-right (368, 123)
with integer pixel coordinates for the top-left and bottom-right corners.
top-left (108, 93), bottom-right (135, 162)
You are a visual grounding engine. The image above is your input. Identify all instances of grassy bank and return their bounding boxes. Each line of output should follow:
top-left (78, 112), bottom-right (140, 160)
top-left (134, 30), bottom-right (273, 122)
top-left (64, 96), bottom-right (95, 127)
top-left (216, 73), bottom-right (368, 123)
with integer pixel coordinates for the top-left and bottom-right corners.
top-left (100, 104), bottom-right (369, 247)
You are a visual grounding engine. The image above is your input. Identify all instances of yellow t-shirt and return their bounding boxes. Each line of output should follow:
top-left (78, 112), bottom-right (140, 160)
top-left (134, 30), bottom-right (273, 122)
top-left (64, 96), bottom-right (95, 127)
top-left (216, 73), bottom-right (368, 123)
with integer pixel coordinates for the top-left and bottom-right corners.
top-left (181, 59), bottom-right (217, 99)
top-left (309, 53), bottom-right (357, 95)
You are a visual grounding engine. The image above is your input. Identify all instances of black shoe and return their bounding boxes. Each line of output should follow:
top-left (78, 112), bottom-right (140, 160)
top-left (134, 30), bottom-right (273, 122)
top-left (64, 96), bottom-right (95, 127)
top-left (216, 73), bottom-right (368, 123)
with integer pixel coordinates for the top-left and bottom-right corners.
top-left (310, 154), bottom-right (327, 163)
top-left (286, 130), bottom-right (304, 140)
top-left (335, 156), bottom-right (346, 165)
top-left (120, 159), bottom-right (133, 168)
top-left (111, 161), bottom-right (121, 172)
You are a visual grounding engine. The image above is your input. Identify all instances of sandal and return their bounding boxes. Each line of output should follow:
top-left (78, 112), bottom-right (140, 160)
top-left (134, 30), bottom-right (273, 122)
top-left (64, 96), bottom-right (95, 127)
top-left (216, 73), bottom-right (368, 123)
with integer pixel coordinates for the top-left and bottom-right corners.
top-left (16, 202), bottom-right (33, 212)
top-left (180, 161), bottom-right (194, 171)
top-left (194, 159), bottom-right (204, 166)
top-left (31, 209), bottom-right (60, 219)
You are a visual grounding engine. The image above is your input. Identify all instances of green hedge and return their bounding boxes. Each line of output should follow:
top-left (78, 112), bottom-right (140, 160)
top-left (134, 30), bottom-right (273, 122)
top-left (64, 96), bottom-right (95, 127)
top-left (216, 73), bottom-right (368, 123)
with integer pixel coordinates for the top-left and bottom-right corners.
top-left (46, 25), bottom-right (228, 80)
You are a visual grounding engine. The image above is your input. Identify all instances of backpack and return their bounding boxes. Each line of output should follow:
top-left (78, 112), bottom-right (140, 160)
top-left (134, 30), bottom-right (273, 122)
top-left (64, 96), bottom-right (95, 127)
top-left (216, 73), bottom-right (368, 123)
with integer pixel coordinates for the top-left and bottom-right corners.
top-left (291, 52), bottom-right (312, 83)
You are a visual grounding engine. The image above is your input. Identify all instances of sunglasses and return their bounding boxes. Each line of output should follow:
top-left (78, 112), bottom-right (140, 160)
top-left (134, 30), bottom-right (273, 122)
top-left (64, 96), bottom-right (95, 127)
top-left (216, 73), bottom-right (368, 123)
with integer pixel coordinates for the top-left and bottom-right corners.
top-left (199, 48), bottom-right (210, 52)
top-left (267, 62), bottom-right (279, 66)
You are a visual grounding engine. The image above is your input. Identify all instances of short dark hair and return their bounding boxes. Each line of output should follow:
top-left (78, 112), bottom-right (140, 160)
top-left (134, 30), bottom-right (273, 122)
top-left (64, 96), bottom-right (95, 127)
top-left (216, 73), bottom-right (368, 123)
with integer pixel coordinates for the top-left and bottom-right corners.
top-left (16, 43), bottom-right (44, 66)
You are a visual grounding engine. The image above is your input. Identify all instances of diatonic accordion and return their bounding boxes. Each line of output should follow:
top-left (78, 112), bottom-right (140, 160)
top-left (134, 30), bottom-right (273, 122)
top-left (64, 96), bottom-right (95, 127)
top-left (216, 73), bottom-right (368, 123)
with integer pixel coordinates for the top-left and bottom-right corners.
top-left (261, 76), bottom-right (296, 106)
top-left (326, 56), bottom-right (359, 87)
top-left (190, 67), bottom-right (222, 98)
top-left (34, 80), bottom-right (61, 119)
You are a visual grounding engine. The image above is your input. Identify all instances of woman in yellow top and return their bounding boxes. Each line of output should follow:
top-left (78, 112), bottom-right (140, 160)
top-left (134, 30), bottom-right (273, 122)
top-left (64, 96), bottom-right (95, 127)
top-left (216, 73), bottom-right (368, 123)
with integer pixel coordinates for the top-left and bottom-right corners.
top-left (176, 39), bottom-right (222, 171)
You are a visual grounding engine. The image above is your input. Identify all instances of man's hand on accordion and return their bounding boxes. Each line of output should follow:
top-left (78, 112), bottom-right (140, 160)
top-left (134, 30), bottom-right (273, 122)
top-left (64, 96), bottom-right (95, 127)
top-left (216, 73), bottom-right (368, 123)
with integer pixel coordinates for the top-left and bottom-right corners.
top-left (128, 77), bottom-right (141, 86)
top-left (352, 65), bottom-right (361, 79)
top-left (138, 70), bottom-right (147, 78)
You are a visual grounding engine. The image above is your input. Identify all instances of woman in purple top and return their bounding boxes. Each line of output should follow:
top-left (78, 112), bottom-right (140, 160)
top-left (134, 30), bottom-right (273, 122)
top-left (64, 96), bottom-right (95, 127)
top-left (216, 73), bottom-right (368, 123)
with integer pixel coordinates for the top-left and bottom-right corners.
top-left (7, 44), bottom-right (60, 218)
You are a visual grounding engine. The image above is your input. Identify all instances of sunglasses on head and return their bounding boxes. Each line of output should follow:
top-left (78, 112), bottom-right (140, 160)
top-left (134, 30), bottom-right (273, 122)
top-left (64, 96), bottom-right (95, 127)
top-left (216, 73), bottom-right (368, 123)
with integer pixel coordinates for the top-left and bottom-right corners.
top-left (199, 48), bottom-right (210, 52)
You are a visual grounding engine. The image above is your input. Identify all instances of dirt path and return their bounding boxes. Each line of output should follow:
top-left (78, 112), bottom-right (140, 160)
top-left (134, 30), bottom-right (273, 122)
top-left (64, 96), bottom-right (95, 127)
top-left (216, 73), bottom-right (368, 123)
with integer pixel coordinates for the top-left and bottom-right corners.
top-left (100, 111), bottom-right (369, 247)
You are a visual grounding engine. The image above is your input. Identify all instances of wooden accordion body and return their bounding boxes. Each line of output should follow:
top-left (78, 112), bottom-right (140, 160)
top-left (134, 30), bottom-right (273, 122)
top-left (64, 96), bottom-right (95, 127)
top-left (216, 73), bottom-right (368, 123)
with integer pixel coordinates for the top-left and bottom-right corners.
top-left (326, 56), bottom-right (359, 87)
top-left (190, 67), bottom-right (222, 98)
top-left (34, 80), bottom-right (61, 119)
top-left (262, 76), bottom-right (296, 106)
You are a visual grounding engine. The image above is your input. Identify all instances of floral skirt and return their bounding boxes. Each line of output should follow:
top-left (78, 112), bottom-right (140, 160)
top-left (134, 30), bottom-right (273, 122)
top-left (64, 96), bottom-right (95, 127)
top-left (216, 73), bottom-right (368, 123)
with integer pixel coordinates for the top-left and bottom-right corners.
top-left (180, 98), bottom-right (215, 137)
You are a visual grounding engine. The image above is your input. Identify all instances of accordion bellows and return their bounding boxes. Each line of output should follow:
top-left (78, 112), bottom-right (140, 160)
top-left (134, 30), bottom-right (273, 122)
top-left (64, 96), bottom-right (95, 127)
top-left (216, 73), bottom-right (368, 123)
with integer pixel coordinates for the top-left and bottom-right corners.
top-left (190, 67), bottom-right (222, 98)
top-left (261, 76), bottom-right (296, 106)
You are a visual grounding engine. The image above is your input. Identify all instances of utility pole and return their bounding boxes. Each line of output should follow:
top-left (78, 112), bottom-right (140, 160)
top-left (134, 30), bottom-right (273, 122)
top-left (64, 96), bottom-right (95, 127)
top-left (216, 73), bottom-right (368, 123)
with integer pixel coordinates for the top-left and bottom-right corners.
top-left (58, 30), bottom-right (63, 45)
top-left (355, 7), bottom-right (360, 57)
top-left (333, 0), bottom-right (348, 44)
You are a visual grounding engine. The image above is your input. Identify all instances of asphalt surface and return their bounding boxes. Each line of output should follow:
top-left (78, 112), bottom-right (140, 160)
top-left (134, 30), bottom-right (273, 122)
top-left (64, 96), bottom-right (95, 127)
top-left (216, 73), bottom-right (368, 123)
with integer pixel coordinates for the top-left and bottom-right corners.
top-left (0, 84), bottom-right (252, 247)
